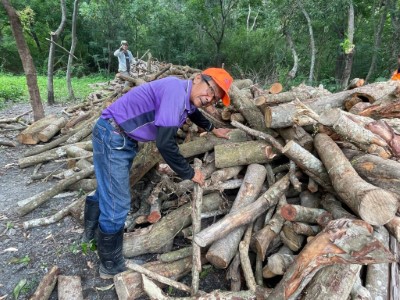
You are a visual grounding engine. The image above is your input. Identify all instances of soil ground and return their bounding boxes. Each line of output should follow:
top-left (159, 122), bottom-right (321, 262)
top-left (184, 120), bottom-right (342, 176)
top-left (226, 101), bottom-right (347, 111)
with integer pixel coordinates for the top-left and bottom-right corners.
top-left (0, 102), bottom-right (229, 300)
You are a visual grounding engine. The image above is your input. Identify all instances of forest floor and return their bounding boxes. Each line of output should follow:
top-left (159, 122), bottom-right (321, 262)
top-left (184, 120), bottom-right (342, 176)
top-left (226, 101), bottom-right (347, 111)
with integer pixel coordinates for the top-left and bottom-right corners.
top-left (0, 102), bottom-right (228, 300)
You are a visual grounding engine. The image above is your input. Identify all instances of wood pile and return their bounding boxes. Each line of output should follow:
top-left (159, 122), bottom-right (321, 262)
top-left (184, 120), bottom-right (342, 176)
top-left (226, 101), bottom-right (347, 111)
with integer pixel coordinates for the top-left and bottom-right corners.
top-left (2, 62), bottom-right (400, 299)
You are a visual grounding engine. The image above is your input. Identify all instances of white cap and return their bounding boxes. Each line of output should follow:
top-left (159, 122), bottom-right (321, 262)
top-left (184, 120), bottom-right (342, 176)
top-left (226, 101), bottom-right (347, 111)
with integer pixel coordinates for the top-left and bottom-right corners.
top-left (120, 40), bottom-right (128, 45)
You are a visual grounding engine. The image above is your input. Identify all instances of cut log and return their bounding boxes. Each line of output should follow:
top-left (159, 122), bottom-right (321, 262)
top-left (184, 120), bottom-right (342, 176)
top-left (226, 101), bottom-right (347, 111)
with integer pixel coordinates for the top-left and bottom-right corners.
top-left (18, 140), bottom-right (92, 168)
top-left (350, 273), bottom-right (372, 300)
top-left (17, 166), bottom-right (94, 216)
top-left (123, 192), bottom-right (224, 257)
top-left (227, 252), bottom-right (242, 291)
top-left (229, 84), bottom-right (277, 135)
top-left (57, 275), bottom-right (83, 300)
top-left (385, 216), bottom-right (400, 243)
top-left (359, 101), bottom-right (400, 119)
top-left (269, 82), bottom-right (283, 94)
top-left (29, 265), bottom-right (60, 300)
top-left (342, 149), bottom-right (400, 196)
top-left (280, 221), bottom-right (305, 252)
top-left (314, 133), bottom-right (398, 225)
top-left (262, 246), bottom-right (294, 278)
top-left (194, 174), bottom-right (290, 248)
top-left (214, 140), bottom-right (280, 168)
top-left (191, 158), bottom-right (203, 295)
top-left (17, 114), bottom-right (57, 145)
top-left (37, 116), bottom-right (67, 142)
top-left (302, 264), bottom-right (362, 300)
top-left (239, 224), bottom-right (257, 292)
top-left (365, 119), bottom-right (400, 157)
top-left (114, 257), bottom-right (192, 300)
top-left (264, 81), bottom-right (399, 128)
top-left (278, 126), bottom-right (314, 151)
top-left (365, 226), bottom-right (390, 300)
top-left (346, 78), bottom-right (365, 90)
top-left (206, 164), bottom-right (267, 269)
top-left (210, 165), bottom-right (243, 184)
top-left (280, 204), bottom-right (333, 226)
top-left (266, 218), bottom-right (395, 300)
top-left (281, 140), bottom-right (333, 191)
top-left (292, 222), bottom-right (320, 236)
top-left (126, 262), bottom-right (191, 293)
top-left (158, 246), bottom-right (192, 263)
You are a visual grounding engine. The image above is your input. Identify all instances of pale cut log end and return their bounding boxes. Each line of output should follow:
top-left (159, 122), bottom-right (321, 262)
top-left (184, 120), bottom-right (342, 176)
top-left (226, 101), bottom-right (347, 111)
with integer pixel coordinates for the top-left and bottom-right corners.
top-left (269, 83), bottom-right (283, 94)
top-left (265, 107), bottom-right (272, 128)
top-left (359, 190), bottom-right (399, 226)
top-left (193, 236), bottom-right (207, 248)
top-left (205, 253), bottom-right (229, 269)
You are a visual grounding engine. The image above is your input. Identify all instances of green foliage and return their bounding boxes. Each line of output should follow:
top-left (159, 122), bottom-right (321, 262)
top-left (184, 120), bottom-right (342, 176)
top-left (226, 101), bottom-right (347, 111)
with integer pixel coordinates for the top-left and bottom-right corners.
top-left (0, 73), bottom-right (112, 109)
top-left (13, 279), bottom-right (27, 300)
top-left (81, 239), bottom-right (97, 255)
top-left (9, 255), bottom-right (31, 265)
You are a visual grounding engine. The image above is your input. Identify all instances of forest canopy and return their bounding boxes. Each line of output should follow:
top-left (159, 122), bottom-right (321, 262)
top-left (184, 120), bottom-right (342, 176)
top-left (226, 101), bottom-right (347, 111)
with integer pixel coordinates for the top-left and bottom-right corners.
top-left (1, 0), bottom-right (399, 91)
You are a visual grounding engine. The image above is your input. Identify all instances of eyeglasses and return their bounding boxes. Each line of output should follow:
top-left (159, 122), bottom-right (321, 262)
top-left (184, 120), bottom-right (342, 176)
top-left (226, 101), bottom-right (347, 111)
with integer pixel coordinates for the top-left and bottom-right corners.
top-left (203, 78), bottom-right (221, 105)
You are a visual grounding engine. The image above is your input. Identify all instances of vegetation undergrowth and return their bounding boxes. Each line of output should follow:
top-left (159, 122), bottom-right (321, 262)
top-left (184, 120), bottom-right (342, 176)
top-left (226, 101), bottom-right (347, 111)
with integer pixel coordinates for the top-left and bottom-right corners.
top-left (0, 73), bottom-right (113, 110)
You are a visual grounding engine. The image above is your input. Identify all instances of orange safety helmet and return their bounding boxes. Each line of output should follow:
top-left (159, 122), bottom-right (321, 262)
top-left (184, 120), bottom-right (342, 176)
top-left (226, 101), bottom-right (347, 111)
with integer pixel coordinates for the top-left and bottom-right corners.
top-left (202, 68), bottom-right (233, 106)
top-left (391, 70), bottom-right (400, 80)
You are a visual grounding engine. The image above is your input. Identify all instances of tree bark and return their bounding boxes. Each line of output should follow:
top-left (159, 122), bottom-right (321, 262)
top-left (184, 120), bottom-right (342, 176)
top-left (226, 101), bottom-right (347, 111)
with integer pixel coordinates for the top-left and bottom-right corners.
top-left (214, 140), bottom-right (279, 168)
top-left (0, 0), bottom-right (44, 121)
top-left (365, 226), bottom-right (390, 300)
top-left (267, 219), bottom-right (395, 300)
top-left (38, 117), bottom-right (67, 142)
top-left (280, 204), bottom-right (332, 226)
top-left (47, 0), bottom-right (67, 105)
top-left (206, 164), bottom-right (267, 269)
top-left (341, 1), bottom-right (355, 89)
top-left (29, 266), bottom-right (60, 300)
top-left (302, 264), bottom-right (361, 300)
top-left (66, 0), bottom-right (79, 100)
top-left (314, 133), bottom-right (398, 225)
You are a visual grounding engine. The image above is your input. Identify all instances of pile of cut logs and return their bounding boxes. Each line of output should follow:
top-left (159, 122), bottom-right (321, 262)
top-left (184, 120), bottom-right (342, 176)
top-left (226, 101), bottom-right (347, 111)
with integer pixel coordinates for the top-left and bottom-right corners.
top-left (3, 61), bottom-right (400, 299)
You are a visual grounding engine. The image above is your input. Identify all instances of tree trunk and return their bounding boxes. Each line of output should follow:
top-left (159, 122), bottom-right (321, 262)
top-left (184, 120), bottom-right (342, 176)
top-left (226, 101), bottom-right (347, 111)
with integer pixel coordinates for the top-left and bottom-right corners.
top-left (47, 0), bottom-right (67, 105)
top-left (1, 0), bottom-right (44, 121)
top-left (206, 164), bottom-right (267, 269)
top-left (66, 0), bottom-right (79, 100)
top-left (341, 1), bottom-right (355, 89)
top-left (297, 0), bottom-right (315, 85)
top-left (366, 1), bottom-right (388, 83)
top-left (314, 133), bottom-right (398, 225)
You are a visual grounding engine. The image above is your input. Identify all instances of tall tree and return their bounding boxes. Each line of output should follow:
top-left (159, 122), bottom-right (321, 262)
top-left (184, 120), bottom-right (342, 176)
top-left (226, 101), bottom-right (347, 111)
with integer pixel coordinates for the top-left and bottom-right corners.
top-left (297, 0), bottom-right (316, 85)
top-left (47, 0), bottom-right (66, 105)
top-left (66, 0), bottom-right (79, 100)
top-left (1, 0), bottom-right (44, 121)
top-left (366, 0), bottom-right (388, 83)
top-left (341, 0), bottom-right (355, 89)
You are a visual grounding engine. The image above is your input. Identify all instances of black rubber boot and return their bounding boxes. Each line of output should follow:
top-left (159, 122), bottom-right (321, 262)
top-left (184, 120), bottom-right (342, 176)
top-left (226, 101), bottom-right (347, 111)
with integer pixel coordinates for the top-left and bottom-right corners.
top-left (98, 227), bottom-right (126, 279)
top-left (82, 199), bottom-right (100, 243)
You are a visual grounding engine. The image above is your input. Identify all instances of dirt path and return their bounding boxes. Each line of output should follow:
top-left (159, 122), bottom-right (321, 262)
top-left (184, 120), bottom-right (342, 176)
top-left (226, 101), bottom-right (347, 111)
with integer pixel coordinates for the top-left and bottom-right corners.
top-left (0, 103), bottom-right (228, 300)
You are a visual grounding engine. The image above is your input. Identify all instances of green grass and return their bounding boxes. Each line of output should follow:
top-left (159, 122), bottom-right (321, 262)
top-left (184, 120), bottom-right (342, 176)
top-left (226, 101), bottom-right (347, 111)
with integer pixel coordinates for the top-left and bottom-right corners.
top-left (0, 73), bottom-right (113, 108)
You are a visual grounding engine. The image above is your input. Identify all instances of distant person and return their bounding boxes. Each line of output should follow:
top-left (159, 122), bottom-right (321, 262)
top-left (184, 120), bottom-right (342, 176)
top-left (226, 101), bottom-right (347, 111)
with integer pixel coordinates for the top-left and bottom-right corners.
top-left (114, 40), bottom-right (135, 86)
top-left (82, 68), bottom-right (234, 279)
top-left (391, 54), bottom-right (400, 80)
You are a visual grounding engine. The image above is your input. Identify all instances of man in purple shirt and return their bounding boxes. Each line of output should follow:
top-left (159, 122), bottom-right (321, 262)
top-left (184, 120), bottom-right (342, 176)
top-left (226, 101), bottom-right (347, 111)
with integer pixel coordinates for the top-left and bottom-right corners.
top-left (83, 68), bottom-right (233, 279)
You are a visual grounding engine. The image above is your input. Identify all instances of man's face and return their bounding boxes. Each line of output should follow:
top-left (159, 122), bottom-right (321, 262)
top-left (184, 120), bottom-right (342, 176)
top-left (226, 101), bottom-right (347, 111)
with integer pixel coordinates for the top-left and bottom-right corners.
top-left (122, 44), bottom-right (128, 51)
top-left (190, 74), bottom-right (224, 108)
